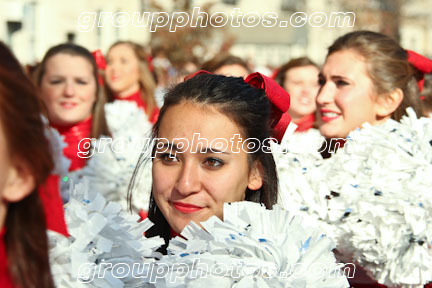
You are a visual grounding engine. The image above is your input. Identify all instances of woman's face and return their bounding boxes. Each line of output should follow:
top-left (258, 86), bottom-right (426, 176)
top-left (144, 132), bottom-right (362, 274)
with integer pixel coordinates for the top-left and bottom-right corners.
top-left (316, 50), bottom-right (378, 139)
top-left (105, 44), bottom-right (140, 97)
top-left (284, 65), bottom-right (320, 121)
top-left (40, 53), bottom-right (96, 126)
top-left (152, 102), bottom-right (262, 234)
top-left (0, 122), bottom-right (34, 229)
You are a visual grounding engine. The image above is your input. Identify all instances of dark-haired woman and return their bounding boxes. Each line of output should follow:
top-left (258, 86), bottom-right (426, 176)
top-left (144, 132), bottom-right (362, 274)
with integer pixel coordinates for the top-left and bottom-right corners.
top-left (129, 70), bottom-right (292, 251)
top-left (0, 43), bottom-right (58, 288)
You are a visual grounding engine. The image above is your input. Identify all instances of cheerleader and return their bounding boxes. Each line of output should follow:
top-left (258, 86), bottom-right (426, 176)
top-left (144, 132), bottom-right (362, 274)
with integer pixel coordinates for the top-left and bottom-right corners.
top-left (0, 43), bottom-right (59, 288)
top-left (274, 57), bottom-right (320, 132)
top-left (36, 43), bottom-right (110, 172)
top-left (278, 31), bottom-right (432, 287)
top-left (317, 31), bottom-right (426, 144)
top-left (114, 71), bottom-right (350, 287)
top-left (36, 44), bottom-right (155, 211)
top-left (105, 41), bottom-right (159, 123)
top-left (127, 70), bottom-right (290, 248)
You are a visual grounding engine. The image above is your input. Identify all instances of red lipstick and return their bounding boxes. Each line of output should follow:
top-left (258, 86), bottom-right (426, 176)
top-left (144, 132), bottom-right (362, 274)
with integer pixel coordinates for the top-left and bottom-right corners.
top-left (172, 202), bottom-right (203, 214)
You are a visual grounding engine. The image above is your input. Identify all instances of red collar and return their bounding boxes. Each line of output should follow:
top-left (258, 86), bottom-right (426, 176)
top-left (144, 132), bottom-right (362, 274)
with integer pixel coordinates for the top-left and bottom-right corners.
top-left (294, 114), bottom-right (315, 132)
top-left (114, 90), bottom-right (160, 124)
top-left (51, 117), bottom-right (92, 171)
top-left (114, 90), bottom-right (146, 109)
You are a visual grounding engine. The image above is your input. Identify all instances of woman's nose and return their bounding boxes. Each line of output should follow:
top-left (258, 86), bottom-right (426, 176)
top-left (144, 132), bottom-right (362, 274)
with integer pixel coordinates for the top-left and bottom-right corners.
top-left (64, 81), bottom-right (75, 97)
top-left (316, 82), bottom-right (334, 106)
top-left (174, 161), bottom-right (201, 196)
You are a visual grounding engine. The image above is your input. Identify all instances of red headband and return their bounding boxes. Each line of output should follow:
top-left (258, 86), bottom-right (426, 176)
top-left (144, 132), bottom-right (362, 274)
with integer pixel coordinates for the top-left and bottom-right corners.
top-left (185, 70), bottom-right (291, 142)
top-left (406, 50), bottom-right (432, 92)
top-left (92, 50), bottom-right (106, 86)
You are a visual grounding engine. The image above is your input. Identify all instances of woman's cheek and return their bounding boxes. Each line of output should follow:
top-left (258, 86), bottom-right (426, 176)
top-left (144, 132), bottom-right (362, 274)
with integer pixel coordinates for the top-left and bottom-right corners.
top-left (152, 164), bottom-right (173, 196)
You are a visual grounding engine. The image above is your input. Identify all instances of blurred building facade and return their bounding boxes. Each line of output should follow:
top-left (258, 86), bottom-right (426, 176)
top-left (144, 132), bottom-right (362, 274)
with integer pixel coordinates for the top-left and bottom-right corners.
top-left (0, 0), bottom-right (431, 66)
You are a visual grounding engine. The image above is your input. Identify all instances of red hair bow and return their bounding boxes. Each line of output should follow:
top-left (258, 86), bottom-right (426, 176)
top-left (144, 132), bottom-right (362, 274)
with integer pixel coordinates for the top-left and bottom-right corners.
top-left (92, 50), bottom-right (106, 86)
top-left (92, 50), bottom-right (106, 70)
top-left (244, 72), bottom-right (291, 142)
top-left (185, 70), bottom-right (291, 142)
top-left (406, 50), bottom-right (432, 92)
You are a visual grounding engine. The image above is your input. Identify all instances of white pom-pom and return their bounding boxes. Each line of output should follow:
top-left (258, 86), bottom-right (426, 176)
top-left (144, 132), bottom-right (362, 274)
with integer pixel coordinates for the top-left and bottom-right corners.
top-left (273, 109), bottom-right (432, 287)
top-left (49, 180), bottom-right (164, 287)
top-left (66, 100), bottom-right (153, 212)
top-left (152, 202), bottom-right (349, 288)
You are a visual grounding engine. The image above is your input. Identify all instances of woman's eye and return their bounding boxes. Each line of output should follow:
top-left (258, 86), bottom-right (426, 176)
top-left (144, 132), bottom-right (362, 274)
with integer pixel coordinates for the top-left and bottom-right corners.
top-left (76, 79), bottom-right (88, 85)
top-left (204, 157), bottom-right (224, 168)
top-left (160, 153), bottom-right (178, 163)
top-left (49, 79), bottom-right (62, 85)
top-left (336, 80), bottom-right (349, 86)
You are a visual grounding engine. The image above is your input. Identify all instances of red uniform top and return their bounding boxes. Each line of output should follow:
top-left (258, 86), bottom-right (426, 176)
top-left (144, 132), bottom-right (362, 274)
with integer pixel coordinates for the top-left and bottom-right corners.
top-left (114, 90), bottom-right (159, 124)
top-left (0, 228), bottom-right (13, 288)
top-left (38, 174), bottom-right (69, 237)
top-left (51, 117), bottom-right (92, 172)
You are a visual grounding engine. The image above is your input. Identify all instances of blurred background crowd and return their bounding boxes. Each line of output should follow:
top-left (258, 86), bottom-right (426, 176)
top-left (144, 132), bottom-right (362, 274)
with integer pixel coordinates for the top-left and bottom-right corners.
top-left (1, 0), bottom-right (431, 118)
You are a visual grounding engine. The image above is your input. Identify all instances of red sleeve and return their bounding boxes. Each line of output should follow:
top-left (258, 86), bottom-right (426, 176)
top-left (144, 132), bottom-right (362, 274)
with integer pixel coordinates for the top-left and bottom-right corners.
top-left (38, 175), bottom-right (69, 237)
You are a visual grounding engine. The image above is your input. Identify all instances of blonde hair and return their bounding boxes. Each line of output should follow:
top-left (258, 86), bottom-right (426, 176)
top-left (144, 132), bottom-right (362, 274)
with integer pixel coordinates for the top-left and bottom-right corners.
top-left (106, 41), bottom-right (157, 119)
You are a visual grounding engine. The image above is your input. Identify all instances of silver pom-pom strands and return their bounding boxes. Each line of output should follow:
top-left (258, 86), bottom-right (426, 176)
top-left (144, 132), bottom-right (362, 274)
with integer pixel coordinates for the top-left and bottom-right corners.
top-left (274, 109), bottom-right (432, 287)
top-left (49, 180), bottom-right (164, 288)
top-left (152, 202), bottom-right (349, 288)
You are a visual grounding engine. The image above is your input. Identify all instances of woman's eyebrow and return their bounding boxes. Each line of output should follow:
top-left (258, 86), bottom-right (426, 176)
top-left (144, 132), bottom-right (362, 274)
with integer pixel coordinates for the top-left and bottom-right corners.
top-left (199, 147), bottom-right (230, 154)
top-left (330, 75), bottom-right (351, 81)
top-left (156, 142), bottom-right (230, 154)
top-left (156, 142), bottom-right (181, 151)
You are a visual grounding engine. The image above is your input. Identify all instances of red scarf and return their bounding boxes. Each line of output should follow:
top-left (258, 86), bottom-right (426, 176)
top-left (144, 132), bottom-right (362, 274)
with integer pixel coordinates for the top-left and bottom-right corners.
top-left (51, 117), bottom-right (92, 172)
top-left (114, 90), bottom-right (159, 124)
top-left (294, 114), bottom-right (315, 132)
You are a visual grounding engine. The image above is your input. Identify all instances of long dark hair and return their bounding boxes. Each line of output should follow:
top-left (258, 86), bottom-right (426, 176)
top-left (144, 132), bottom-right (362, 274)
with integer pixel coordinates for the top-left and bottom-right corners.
top-left (128, 73), bottom-right (278, 251)
top-left (36, 43), bottom-right (110, 138)
top-left (0, 42), bottom-right (55, 288)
